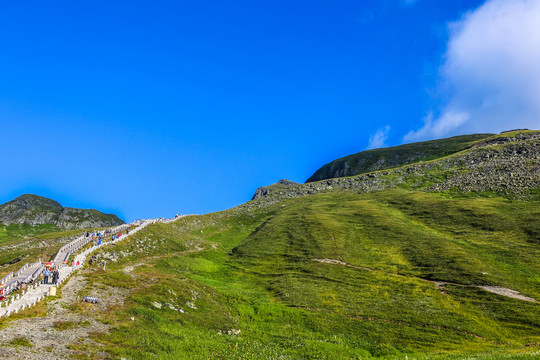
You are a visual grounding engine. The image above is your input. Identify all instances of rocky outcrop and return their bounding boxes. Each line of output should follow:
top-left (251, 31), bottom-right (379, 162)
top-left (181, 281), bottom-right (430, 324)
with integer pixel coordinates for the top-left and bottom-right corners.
top-left (0, 194), bottom-right (124, 229)
top-left (306, 133), bottom-right (493, 183)
top-left (251, 179), bottom-right (299, 200)
top-left (242, 131), bottom-right (540, 210)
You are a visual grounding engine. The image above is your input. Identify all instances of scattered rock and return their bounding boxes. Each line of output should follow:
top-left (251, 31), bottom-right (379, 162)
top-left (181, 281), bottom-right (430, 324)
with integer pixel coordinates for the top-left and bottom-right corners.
top-left (185, 301), bottom-right (197, 309)
top-left (152, 301), bottom-right (162, 309)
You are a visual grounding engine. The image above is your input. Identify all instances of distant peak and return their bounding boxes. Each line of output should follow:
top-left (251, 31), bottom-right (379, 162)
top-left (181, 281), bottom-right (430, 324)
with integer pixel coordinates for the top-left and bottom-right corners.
top-left (276, 179), bottom-right (298, 186)
top-left (16, 194), bottom-right (56, 201)
top-left (0, 194), bottom-right (124, 229)
top-left (8, 194), bottom-right (63, 210)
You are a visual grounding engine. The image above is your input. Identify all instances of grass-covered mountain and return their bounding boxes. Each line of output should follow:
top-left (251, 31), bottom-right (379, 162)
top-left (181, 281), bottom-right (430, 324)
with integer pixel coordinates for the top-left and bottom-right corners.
top-left (1, 130), bottom-right (539, 359)
top-left (0, 194), bottom-right (124, 230)
top-left (307, 133), bottom-right (494, 182)
top-left (70, 190), bottom-right (539, 359)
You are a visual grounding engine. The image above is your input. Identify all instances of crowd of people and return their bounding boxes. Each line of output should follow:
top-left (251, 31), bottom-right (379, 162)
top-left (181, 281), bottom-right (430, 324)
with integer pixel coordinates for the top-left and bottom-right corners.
top-left (85, 229), bottom-right (131, 246)
top-left (39, 219), bottom-right (175, 286)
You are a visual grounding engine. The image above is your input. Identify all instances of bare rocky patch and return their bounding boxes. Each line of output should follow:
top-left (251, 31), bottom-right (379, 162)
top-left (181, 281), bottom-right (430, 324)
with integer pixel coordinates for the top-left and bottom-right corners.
top-left (313, 258), bottom-right (538, 303)
top-left (478, 286), bottom-right (538, 303)
top-left (0, 271), bottom-right (129, 359)
top-left (313, 258), bottom-right (372, 271)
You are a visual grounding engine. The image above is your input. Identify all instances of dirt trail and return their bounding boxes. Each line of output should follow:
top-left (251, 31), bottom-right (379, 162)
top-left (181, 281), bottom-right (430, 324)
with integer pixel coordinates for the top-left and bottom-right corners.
top-left (0, 269), bottom-right (131, 359)
top-left (0, 236), bottom-right (207, 358)
top-left (433, 281), bottom-right (538, 303)
top-left (312, 258), bottom-right (538, 303)
top-left (478, 286), bottom-right (538, 303)
top-left (0, 219), bottom-right (175, 358)
top-left (313, 258), bottom-right (373, 271)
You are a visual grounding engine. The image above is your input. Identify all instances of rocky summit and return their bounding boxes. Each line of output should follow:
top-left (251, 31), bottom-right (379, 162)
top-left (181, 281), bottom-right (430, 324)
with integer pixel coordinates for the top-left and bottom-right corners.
top-left (247, 130), bottom-right (540, 209)
top-left (0, 194), bottom-right (124, 229)
top-left (251, 179), bottom-right (299, 200)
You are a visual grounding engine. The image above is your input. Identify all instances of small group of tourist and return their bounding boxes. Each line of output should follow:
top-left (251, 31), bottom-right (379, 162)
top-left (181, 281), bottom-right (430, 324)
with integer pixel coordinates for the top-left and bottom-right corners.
top-left (43, 267), bottom-right (60, 285)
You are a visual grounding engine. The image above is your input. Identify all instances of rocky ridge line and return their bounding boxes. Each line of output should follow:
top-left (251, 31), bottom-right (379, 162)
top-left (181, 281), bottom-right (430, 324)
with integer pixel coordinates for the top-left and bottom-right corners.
top-left (240, 131), bottom-right (540, 211)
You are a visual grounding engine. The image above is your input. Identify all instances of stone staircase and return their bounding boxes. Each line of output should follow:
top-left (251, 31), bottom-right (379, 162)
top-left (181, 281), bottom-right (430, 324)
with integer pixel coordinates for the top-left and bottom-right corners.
top-left (0, 214), bottom-right (191, 318)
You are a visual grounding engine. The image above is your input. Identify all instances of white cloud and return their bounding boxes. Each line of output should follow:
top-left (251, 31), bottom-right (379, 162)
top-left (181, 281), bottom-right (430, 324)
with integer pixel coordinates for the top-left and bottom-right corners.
top-left (367, 125), bottom-right (391, 149)
top-left (404, 111), bottom-right (469, 142)
top-left (405, 0), bottom-right (540, 141)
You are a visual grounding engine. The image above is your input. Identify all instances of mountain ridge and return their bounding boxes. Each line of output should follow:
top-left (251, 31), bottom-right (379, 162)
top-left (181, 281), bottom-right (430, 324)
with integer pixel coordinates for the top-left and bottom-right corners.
top-left (0, 194), bottom-right (125, 230)
top-left (247, 130), bottom-right (540, 209)
top-left (306, 133), bottom-right (494, 183)
top-left (0, 130), bottom-right (539, 359)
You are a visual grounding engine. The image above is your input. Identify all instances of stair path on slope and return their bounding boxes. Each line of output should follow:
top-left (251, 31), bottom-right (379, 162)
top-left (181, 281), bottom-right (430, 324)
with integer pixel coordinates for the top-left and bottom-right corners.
top-left (53, 223), bottom-right (131, 267)
top-left (0, 261), bottom-right (43, 296)
top-left (0, 214), bottom-right (191, 318)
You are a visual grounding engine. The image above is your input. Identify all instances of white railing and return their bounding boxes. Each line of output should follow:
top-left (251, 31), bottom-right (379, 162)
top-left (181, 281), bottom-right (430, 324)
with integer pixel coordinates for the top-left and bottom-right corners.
top-left (4, 279), bottom-right (19, 294)
top-left (0, 260), bottom-right (43, 296)
top-left (71, 220), bottom-right (153, 269)
top-left (53, 225), bottom-right (129, 265)
top-left (14, 263), bottom-right (29, 277)
top-left (155, 214), bottom-right (195, 224)
top-left (23, 264), bottom-right (44, 284)
top-left (1, 272), bottom-right (13, 285)
top-left (0, 214), bottom-right (191, 314)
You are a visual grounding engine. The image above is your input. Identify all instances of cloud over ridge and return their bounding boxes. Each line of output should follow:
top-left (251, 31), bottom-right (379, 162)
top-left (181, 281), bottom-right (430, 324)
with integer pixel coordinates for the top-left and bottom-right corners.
top-left (406, 0), bottom-right (540, 142)
top-left (367, 125), bottom-right (391, 150)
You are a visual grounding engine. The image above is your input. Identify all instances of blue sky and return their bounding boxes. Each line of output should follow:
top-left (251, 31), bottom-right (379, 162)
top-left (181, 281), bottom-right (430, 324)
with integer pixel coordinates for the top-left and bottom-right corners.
top-left (1, 0), bottom-right (538, 221)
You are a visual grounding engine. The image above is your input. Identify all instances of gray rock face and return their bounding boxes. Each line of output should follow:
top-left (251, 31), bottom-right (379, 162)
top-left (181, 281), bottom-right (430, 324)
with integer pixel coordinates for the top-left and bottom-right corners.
top-left (251, 179), bottom-right (299, 200)
top-left (0, 194), bottom-right (124, 229)
top-left (241, 131), bottom-right (540, 210)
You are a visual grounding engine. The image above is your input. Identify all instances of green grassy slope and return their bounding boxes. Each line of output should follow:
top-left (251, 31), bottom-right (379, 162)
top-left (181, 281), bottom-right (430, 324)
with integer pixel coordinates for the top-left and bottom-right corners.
top-left (78, 189), bottom-right (539, 359)
top-left (306, 133), bottom-right (494, 182)
top-left (0, 223), bottom-right (62, 244)
top-left (0, 225), bottom-right (110, 276)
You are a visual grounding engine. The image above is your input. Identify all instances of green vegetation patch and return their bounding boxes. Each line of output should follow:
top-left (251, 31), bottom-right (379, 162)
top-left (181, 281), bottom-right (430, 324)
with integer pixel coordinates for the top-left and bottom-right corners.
top-left (0, 223), bottom-right (61, 244)
top-left (53, 320), bottom-right (76, 331)
top-left (9, 336), bottom-right (33, 347)
top-left (75, 191), bottom-right (540, 359)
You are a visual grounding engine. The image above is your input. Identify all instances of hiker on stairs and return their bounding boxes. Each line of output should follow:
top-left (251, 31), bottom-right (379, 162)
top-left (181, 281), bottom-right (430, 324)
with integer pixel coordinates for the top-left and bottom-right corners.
top-left (52, 268), bottom-right (59, 285)
top-left (43, 268), bottom-right (51, 284)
